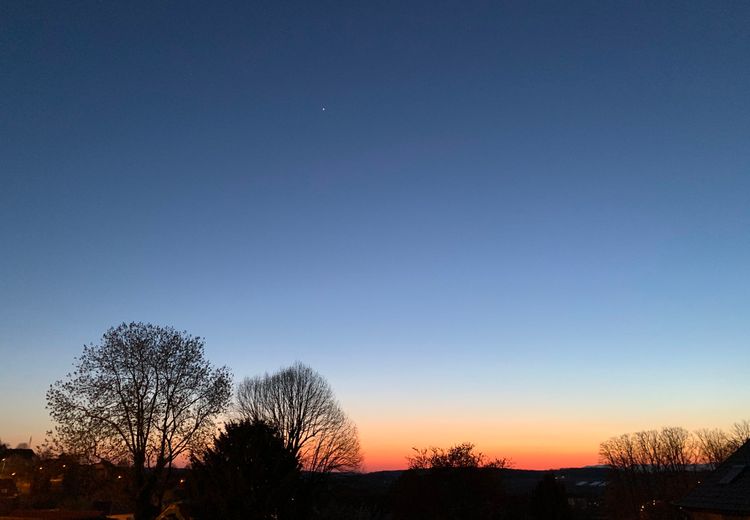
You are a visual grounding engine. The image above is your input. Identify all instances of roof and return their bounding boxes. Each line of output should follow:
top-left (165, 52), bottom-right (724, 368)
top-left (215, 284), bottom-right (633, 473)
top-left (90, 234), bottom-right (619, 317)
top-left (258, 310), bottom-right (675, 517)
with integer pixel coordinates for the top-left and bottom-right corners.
top-left (677, 439), bottom-right (750, 514)
top-left (3, 449), bottom-right (34, 460)
top-left (0, 511), bottom-right (105, 519)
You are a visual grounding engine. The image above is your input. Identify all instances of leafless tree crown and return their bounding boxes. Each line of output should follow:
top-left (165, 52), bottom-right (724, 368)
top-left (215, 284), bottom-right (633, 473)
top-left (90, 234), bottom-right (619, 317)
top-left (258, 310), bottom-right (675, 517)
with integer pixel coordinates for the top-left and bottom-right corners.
top-left (598, 423), bottom-right (750, 519)
top-left (47, 323), bottom-right (232, 467)
top-left (600, 421), bottom-right (750, 472)
top-left (407, 442), bottom-right (512, 470)
top-left (236, 362), bottom-right (361, 473)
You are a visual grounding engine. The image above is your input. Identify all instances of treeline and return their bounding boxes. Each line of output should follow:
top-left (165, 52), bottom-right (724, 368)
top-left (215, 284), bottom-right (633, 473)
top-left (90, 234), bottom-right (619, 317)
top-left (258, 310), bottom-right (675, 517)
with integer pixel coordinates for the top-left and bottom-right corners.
top-left (42, 322), bottom-right (362, 520)
top-left (599, 423), bottom-right (750, 519)
top-left (34, 322), bottom-right (608, 519)
top-left (389, 443), bottom-right (578, 520)
top-left (2, 438), bottom-right (594, 520)
top-left (192, 438), bottom-right (581, 519)
top-left (19, 321), bottom-right (748, 519)
top-left (601, 422), bottom-right (750, 471)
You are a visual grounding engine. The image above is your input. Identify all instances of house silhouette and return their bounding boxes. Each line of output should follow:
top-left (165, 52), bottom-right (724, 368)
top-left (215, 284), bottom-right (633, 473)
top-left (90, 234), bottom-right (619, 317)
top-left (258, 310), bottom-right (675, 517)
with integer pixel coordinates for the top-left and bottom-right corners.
top-left (677, 439), bottom-right (750, 519)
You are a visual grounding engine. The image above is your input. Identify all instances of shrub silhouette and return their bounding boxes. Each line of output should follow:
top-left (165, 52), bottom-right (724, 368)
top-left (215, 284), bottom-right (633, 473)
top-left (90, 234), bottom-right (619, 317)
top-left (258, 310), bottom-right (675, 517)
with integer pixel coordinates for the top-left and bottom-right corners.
top-left (393, 443), bottom-right (509, 519)
top-left (189, 420), bottom-right (301, 520)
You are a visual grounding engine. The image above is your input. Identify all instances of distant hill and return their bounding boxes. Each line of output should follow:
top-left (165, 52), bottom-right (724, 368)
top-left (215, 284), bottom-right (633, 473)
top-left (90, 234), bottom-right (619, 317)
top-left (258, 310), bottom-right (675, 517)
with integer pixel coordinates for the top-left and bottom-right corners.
top-left (327, 466), bottom-right (611, 496)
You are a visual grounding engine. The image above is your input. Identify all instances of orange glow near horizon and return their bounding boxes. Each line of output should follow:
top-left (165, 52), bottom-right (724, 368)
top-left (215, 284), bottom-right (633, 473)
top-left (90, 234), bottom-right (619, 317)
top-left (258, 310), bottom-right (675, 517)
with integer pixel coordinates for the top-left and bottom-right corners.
top-left (356, 417), bottom-right (608, 472)
top-left (10, 411), bottom-right (746, 472)
top-left (361, 442), bottom-right (601, 472)
top-left (362, 450), bottom-right (600, 472)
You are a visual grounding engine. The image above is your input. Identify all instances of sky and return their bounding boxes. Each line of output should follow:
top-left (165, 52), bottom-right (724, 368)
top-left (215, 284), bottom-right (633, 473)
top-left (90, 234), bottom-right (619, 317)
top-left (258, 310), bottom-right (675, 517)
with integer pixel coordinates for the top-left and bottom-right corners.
top-left (1, 1), bottom-right (749, 471)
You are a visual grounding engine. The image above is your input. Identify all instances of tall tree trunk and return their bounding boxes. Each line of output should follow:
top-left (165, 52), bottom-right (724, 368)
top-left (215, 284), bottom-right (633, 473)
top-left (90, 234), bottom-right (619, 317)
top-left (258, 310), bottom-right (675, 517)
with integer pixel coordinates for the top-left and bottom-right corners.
top-left (133, 454), bottom-right (154, 520)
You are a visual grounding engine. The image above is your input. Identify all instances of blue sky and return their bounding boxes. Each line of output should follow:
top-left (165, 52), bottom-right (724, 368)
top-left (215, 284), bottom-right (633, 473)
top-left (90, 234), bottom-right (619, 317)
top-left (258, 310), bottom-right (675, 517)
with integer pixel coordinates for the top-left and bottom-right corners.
top-left (1, 1), bottom-right (749, 468)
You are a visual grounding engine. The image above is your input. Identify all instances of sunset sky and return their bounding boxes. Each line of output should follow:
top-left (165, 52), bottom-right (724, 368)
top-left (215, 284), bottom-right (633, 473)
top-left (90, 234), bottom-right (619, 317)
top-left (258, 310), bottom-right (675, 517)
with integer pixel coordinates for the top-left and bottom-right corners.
top-left (1, 1), bottom-right (749, 471)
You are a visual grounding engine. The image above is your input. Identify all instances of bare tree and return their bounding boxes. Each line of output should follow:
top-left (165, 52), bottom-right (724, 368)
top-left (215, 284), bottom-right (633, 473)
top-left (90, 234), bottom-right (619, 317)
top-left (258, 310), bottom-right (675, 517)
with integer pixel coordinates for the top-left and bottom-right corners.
top-left (600, 427), bottom-right (699, 519)
top-left (693, 420), bottom-right (750, 469)
top-left (600, 427), bottom-right (695, 473)
top-left (236, 362), bottom-right (361, 473)
top-left (407, 442), bottom-right (511, 470)
top-left (47, 322), bottom-right (232, 520)
top-left (694, 428), bottom-right (733, 469)
top-left (660, 426), bottom-right (694, 472)
top-left (729, 420), bottom-right (750, 450)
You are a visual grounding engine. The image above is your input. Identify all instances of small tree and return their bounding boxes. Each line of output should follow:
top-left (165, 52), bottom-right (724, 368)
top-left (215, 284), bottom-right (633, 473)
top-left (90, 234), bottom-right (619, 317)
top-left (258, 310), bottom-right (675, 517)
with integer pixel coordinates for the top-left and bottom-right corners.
top-left (407, 442), bottom-right (511, 470)
top-left (189, 420), bottom-right (301, 520)
top-left (394, 443), bottom-right (510, 519)
top-left (47, 322), bottom-right (232, 520)
top-left (236, 363), bottom-right (361, 473)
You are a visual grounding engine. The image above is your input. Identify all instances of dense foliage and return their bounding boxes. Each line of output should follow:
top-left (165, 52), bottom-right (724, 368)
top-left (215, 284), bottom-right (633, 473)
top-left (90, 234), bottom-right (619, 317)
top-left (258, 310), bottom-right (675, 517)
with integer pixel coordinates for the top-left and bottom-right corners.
top-left (189, 420), bottom-right (302, 520)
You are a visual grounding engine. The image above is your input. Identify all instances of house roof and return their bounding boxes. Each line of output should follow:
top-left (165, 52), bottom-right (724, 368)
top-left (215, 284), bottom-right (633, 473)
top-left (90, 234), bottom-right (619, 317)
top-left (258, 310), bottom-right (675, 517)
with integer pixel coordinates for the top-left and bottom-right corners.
top-left (3, 449), bottom-right (34, 460)
top-left (677, 439), bottom-right (750, 514)
top-left (0, 511), bottom-right (105, 519)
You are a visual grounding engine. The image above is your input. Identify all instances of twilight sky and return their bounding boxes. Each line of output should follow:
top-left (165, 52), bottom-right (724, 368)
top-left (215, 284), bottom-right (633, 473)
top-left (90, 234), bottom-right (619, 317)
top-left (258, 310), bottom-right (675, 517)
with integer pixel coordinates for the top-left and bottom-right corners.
top-left (1, 1), bottom-right (749, 470)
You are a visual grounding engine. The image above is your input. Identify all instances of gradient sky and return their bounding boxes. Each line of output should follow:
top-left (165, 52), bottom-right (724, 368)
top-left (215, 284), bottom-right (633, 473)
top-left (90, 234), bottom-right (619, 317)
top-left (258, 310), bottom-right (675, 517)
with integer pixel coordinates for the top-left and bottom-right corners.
top-left (1, 1), bottom-right (749, 471)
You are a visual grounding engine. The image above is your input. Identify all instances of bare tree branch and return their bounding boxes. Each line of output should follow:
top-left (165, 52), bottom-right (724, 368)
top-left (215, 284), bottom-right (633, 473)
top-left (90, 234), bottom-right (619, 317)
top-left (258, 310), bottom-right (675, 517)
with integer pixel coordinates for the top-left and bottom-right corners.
top-left (236, 362), bottom-right (361, 473)
top-left (46, 322), bottom-right (232, 520)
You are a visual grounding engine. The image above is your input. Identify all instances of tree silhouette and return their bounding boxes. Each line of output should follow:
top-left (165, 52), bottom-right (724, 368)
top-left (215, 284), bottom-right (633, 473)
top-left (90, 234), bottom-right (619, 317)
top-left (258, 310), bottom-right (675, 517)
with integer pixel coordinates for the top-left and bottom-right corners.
top-left (695, 428), bottom-right (733, 469)
top-left (393, 443), bottom-right (509, 519)
top-left (599, 426), bottom-right (702, 519)
top-left (189, 420), bottom-right (302, 520)
top-left (47, 322), bottom-right (232, 520)
top-left (531, 473), bottom-right (571, 520)
top-left (236, 363), bottom-right (361, 473)
top-left (729, 420), bottom-right (750, 450)
top-left (407, 442), bottom-right (511, 470)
